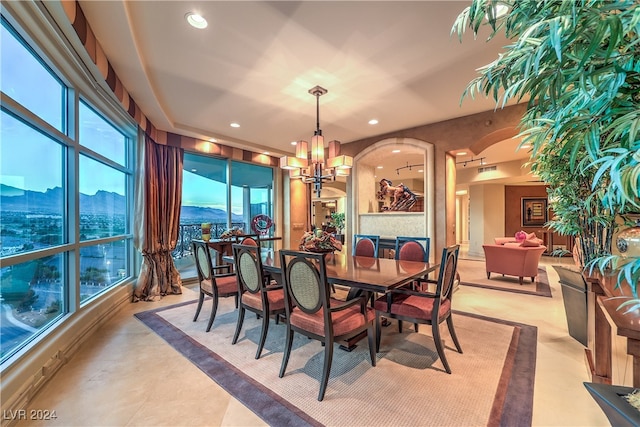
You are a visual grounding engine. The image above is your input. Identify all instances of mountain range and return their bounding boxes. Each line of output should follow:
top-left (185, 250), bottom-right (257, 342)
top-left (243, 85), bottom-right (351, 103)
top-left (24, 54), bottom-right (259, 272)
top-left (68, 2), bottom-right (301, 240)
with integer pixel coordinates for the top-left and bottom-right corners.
top-left (0, 184), bottom-right (241, 222)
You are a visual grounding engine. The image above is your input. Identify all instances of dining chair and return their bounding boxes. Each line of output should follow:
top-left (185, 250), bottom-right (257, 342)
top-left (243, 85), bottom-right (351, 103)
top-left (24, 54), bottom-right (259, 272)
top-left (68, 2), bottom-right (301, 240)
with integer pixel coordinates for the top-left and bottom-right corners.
top-left (240, 235), bottom-right (258, 246)
top-left (279, 249), bottom-right (376, 401)
top-left (231, 243), bottom-right (286, 359)
top-left (373, 244), bottom-right (462, 374)
top-left (192, 240), bottom-right (239, 332)
top-left (395, 236), bottom-right (431, 292)
top-left (394, 236), bottom-right (430, 262)
top-left (353, 234), bottom-right (380, 258)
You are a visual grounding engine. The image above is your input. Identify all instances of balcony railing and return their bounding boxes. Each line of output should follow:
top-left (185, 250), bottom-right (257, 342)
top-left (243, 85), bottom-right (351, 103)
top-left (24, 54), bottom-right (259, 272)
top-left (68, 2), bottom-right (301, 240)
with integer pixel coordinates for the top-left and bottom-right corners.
top-left (172, 222), bottom-right (245, 259)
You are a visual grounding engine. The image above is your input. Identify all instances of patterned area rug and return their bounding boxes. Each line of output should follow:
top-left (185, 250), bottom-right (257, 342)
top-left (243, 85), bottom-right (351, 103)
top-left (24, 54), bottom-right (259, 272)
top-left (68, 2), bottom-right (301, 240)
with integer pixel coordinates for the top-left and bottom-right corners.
top-left (135, 297), bottom-right (537, 426)
top-left (457, 259), bottom-right (552, 297)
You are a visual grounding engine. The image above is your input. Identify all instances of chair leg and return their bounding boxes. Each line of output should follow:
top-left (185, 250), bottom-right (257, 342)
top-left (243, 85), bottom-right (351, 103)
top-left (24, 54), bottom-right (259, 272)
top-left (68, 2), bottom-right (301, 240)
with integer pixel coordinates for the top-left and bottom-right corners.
top-left (318, 339), bottom-right (334, 401)
top-left (486, 272), bottom-right (491, 279)
top-left (519, 276), bottom-right (524, 285)
top-left (206, 295), bottom-right (219, 332)
top-left (398, 320), bottom-right (403, 333)
top-left (414, 323), bottom-right (419, 332)
top-left (279, 327), bottom-right (294, 378)
top-left (232, 306), bottom-right (246, 344)
top-left (367, 322), bottom-right (377, 367)
top-left (375, 313), bottom-right (382, 352)
top-left (255, 311), bottom-right (270, 359)
top-left (446, 316), bottom-right (463, 353)
top-left (432, 323), bottom-right (451, 374)
top-left (193, 292), bottom-right (204, 321)
top-left (234, 294), bottom-right (239, 309)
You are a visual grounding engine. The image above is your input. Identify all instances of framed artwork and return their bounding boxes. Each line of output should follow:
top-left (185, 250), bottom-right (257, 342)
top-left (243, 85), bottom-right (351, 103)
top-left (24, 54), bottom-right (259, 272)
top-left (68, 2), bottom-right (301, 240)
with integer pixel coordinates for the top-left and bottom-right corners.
top-left (522, 197), bottom-right (547, 227)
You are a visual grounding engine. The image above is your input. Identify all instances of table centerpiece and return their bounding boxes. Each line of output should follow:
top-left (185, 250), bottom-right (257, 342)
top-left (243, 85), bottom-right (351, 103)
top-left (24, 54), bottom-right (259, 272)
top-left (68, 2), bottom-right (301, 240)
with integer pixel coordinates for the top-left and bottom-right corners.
top-left (299, 230), bottom-right (343, 253)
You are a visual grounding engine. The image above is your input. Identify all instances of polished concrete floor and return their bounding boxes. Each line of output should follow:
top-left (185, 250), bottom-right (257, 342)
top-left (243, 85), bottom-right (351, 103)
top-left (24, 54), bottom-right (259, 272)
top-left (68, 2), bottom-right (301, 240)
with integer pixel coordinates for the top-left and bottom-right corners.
top-left (15, 247), bottom-right (611, 426)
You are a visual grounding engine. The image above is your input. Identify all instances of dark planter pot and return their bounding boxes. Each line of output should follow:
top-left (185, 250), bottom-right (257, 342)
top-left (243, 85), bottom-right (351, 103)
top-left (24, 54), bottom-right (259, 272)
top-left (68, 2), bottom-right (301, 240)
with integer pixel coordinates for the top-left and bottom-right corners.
top-left (584, 382), bottom-right (640, 427)
top-left (553, 265), bottom-right (588, 347)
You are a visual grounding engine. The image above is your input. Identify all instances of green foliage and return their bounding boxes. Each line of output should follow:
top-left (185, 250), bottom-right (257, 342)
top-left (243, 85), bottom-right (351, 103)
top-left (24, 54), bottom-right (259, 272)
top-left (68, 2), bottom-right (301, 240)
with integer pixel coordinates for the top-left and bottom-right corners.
top-left (454, 0), bottom-right (640, 291)
top-left (330, 212), bottom-right (345, 233)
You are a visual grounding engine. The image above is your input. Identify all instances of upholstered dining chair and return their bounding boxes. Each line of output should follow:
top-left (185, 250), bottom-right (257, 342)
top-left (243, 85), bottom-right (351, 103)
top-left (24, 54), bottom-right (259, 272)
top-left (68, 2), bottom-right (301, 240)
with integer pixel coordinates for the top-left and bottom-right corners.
top-left (279, 249), bottom-right (376, 401)
top-left (240, 235), bottom-right (258, 246)
top-left (394, 236), bottom-right (430, 262)
top-left (374, 244), bottom-right (462, 374)
top-left (192, 240), bottom-right (239, 332)
top-left (353, 234), bottom-right (380, 258)
top-left (231, 243), bottom-right (286, 359)
top-left (395, 236), bottom-right (431, 292)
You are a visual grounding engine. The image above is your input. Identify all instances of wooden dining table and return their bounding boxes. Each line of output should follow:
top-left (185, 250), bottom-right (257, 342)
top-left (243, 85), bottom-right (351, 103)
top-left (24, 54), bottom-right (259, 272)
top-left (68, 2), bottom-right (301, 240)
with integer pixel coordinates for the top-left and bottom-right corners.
top-left (195, 236), bottom-right (282, 266)
top-left (223, 249), bottom-right (438, 294)
top-left (223, 248), bottom-right (438, 350)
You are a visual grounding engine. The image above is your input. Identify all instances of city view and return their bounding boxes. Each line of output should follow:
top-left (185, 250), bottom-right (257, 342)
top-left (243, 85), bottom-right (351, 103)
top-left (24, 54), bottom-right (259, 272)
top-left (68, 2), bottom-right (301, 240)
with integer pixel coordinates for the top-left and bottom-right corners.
top-left (0, 182), bottom-right (250, 359)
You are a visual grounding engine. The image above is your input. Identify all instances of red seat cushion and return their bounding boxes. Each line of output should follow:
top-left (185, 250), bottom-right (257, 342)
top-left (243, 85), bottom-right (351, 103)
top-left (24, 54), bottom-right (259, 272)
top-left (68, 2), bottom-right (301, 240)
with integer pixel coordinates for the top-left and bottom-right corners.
top-left (374, 293), bottom-right (450, 320)
top-left (290, 298), bottom-right (373, 337)
top-left (215, 275), bottom-right (238, 295)
top-left (241, 287), bottom-right (285, 311)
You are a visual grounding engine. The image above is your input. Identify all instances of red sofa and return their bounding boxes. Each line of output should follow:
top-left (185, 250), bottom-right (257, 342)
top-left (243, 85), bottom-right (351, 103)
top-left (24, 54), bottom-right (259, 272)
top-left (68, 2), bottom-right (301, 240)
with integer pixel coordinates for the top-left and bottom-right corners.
top-left (482, 244), bottom-right (547, 285)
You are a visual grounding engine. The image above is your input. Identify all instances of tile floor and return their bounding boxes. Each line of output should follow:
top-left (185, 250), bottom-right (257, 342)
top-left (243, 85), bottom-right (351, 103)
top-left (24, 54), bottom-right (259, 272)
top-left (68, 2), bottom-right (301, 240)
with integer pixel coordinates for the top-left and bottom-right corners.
top-left (15, 247), bottom-right (611, 426)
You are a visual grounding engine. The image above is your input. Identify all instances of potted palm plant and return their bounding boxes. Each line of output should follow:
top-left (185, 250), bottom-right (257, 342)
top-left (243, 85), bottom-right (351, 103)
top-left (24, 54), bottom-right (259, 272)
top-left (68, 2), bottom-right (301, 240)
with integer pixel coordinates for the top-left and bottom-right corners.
top-left (453, 0), bottom-right (640, 290)
top-left (330, 212), bottom-right (346, 244)
top-left (453, 0), bottom-right (640, 420)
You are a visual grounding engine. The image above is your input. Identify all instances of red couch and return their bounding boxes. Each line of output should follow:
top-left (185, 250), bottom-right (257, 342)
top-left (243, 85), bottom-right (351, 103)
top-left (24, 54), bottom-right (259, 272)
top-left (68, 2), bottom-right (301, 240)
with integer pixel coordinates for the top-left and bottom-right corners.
top-left (482, 244), bottom-right (547, 285)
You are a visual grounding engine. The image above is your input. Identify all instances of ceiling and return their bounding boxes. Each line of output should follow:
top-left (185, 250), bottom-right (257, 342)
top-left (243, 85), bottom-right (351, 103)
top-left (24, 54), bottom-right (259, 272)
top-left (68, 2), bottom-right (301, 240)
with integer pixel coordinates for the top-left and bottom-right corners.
top-left (77, 1), bottom-right (530, 178)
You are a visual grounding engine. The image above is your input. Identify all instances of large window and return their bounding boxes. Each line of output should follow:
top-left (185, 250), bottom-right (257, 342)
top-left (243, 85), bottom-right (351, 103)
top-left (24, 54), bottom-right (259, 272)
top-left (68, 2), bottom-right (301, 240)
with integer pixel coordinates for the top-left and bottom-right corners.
top-left (0, 16), bottom-right (135, 363)
top-left (174, 154), bottom-right (274, 278)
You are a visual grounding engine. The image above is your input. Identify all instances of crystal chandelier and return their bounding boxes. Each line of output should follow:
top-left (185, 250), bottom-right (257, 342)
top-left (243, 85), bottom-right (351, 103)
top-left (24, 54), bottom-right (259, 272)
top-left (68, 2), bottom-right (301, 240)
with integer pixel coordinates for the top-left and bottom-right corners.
top-left (280, 86), bottom-right (353, 197)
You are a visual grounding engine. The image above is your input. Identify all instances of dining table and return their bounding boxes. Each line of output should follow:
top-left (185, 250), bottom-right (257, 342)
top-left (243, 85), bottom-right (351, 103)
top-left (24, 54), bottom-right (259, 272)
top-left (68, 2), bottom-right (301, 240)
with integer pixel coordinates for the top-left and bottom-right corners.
top-left (223, 248), bottom-right (439, 350)
top-left (223, 249), bottom-right (438, 294)
top-left (195, 236), bottom-right (282, 266)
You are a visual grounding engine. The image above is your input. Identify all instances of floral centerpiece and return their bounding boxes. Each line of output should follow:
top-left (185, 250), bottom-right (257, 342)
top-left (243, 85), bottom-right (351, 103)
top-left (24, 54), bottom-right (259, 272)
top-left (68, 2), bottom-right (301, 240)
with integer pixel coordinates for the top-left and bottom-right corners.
top-left (219, 227), bottom-right (245, 240)
top-left (299, 230), bottom-right (343, 253)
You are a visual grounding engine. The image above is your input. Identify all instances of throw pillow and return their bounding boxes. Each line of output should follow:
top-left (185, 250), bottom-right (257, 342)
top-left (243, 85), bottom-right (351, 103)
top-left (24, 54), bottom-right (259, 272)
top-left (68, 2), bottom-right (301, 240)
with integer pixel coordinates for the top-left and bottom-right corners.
top-left (521, 238), bottom-right (541, 247)
top-left (526, 232), bottom-right (537, 240)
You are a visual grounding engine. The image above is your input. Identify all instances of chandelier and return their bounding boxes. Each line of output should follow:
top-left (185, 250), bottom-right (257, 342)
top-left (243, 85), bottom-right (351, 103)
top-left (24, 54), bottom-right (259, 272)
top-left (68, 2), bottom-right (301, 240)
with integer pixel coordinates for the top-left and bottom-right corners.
top-left (280, 86), bottom-right (353, 197)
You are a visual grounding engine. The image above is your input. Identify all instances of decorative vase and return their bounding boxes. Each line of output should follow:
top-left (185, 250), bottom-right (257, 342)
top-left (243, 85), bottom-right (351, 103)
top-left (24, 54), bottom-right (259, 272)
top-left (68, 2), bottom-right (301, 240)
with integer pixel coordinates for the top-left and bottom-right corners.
top-left (617, 219), bottom-right (640, 258)
top-left (201, 222), bottom-right (212, 242)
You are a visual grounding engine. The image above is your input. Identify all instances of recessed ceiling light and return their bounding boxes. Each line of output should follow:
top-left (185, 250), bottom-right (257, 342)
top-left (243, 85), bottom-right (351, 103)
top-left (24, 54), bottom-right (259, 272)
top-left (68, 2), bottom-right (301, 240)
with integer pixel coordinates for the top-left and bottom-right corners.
top-left (368, 119), bottom-right (379, 125)
top-left (456, 151), bottom-right (468, 156)
top-left (418, 169), bottom-right (423, 173)
top-left (208, 138), bottom-right (217, 142)
top-left (185, 12), bottom-right (208, 29)
top-left (291, 141), bottom-right (298, 145)
top-left (377, 166), bottom-right (384, 169)
top-left (263, 152), bottom-right (270, 155)
top-left (230, 122), bottom-right (240, 128)
top-left (392, 149), bottom-right (401, 153)
top-left (520, 144), bottom-right (531, 149)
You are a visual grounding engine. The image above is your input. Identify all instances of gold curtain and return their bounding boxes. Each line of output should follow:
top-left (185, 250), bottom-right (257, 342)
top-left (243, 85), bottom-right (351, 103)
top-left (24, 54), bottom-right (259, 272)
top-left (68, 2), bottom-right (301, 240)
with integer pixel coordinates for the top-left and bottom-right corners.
top-left (133, 134), bottom-right (183, 301)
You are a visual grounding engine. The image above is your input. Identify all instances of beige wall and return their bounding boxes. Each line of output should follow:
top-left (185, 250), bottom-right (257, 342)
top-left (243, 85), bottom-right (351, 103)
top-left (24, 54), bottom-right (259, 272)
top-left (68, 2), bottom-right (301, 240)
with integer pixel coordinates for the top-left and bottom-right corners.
top-left (468, 184), bottom-right (505, 256)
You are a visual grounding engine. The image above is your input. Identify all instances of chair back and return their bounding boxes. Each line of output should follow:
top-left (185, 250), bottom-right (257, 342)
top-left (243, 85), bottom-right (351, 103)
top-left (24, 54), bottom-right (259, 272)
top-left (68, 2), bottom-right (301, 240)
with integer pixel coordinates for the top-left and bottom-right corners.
top-left (435, 245), bottom-right (461, 303)
top-left (233, 243), bottom-right (265, 295)
top-left (279, 250), bottom-right (330, 316)
top-left (353, 234), bottom-right (380, 258)
top-left (240, 236), bottom-right (258, 246)
top-left (395, 236), bottom-right (430, 262)
top-left (192, 240), bottom-right (214, 283)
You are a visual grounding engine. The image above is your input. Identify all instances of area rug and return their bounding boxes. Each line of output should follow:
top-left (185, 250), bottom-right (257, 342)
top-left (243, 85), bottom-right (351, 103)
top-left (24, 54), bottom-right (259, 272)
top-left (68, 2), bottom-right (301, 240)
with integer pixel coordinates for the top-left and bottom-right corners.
top-left (135, 297), bottom-right (537, 427)
top-left (457, 259), bottom-right (552, 298)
